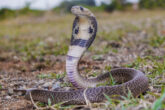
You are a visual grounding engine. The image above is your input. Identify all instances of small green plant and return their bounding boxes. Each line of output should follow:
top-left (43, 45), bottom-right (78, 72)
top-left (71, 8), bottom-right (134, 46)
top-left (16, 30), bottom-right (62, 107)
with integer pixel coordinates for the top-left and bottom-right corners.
top-left (121, 89), bottom-right (134, 100)
top-left (104, 93), bottom-right (112, 103)
top-left (37, 74), bottom-right (53, 79)
top-left (37, 102), bottom-right (46, 107)
top-left (103, 93), bottom-right (118, 108)
top-left (152, 91), bottom-right (165, 110)
top-left (152, 60), bottom-right (165, 76)
top-left (48, 98), bottom-right (52, 106)
top-left (109, 74), bottom-right (116, 86)
top-left (0, 84), bottom-right (2, 89)
top-left (105, 65), bottom-right (111, 71)
top-left (37, 72), bottom-right (65, 79)
top-left (54, 44), bottom-right (68, 56)
top-left (97, 73), bottom-right (116, 87)
top-left (149, 36), bottom-right (165, 47)
top-left (124, 56), bottom-right (148, 69)
top-left (52, 101), bottom-right (74, 109)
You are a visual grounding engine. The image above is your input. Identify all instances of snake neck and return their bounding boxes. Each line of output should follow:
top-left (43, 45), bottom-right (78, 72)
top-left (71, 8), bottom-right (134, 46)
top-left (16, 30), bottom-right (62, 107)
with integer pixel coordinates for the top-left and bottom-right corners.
top-left (66, 8), bottom-right (97, 88)
top-left (66, 42), bottom-right (93, 88)
top-left (66, 55), bottom-right (97, 88)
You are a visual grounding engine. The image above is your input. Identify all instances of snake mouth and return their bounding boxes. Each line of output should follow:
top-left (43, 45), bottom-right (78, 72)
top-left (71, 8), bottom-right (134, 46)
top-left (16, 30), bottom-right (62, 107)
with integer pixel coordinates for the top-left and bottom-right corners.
top-left (71, 6), bottom-right (93, 17)
top-left (71, 6), bottom-right (80, 15)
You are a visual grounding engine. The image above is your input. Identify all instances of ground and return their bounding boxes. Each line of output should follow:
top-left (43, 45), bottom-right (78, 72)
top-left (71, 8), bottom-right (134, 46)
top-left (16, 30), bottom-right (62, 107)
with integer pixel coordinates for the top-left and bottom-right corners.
top-left (0, 10), bottom-right (165, 110)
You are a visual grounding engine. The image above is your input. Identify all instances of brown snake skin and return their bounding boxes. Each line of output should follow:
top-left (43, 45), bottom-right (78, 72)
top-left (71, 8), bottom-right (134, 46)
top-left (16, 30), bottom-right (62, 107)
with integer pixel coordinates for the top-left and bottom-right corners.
top-left (15, 6), bottom-right (149, 105)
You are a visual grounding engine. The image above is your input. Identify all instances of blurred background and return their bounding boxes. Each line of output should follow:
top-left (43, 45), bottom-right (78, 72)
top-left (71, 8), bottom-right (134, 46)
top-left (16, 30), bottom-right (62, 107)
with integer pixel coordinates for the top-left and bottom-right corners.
top-left (0, 0), bottom-right (165, 60)
top-left (0, 0), bottom-right (165, 19)
top-left (0, 0), bottom-right (165, 109)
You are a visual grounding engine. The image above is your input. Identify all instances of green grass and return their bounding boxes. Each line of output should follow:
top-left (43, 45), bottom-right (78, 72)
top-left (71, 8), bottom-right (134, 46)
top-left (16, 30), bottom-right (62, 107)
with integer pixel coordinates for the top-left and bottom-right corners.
top-left (149, 35), bottom-right (165, 47)
top-left (152, 90), bottom-right (165, 110)
top-left (0, 7), bottom-right (44, 20)
top-left (96, 73), bottom-right (116, 87)
top-left (124, 56), bottom-right (144, 69)
top-left (0, 85), bottom-right (2, 89)
top-left (0, 12), bottom-right (72, 61)
top-left (37, 72), bottom-right (65, 80)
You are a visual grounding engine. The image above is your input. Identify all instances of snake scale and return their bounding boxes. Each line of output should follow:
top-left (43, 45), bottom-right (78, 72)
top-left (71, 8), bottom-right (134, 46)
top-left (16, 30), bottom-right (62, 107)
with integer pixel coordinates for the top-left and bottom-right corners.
top-left (16, 6), bottom-right (149, 105)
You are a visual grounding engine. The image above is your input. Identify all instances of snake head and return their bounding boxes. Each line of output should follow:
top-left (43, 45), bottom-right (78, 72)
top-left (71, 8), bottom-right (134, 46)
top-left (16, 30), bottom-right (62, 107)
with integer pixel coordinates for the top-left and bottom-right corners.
top-left (71, 6), bottom-right (94, 17)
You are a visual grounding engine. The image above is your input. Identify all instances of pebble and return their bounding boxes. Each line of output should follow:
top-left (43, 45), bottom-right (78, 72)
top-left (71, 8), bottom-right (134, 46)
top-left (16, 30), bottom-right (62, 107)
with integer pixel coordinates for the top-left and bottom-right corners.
top-left (63, 76), bottom-right (69, 82)
top-left (63, 87), bottom-right (71, 91)
top-left (5, 96), bottom-right (11, 100)
top-left (52, 81), bottom-right (61, 90)
top-left (8, 88), bottom-right (14, 95)
top-left (1, 91), bottom-right (6, 96)
top-left (42, 82), bottom-right (52, 88)
top-left (13, 56), bottom-right (19, 62)
top-left (93, 66), bottom-right (100, 69)
top-left (38, 80), bottom-right (45, 84)
top-left (92, 55), bottom-right (105, 61)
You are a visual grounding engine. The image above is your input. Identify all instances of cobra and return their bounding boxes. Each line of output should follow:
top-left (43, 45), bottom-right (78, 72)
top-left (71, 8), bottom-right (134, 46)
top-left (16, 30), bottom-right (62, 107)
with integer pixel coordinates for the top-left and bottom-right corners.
top-left (15, 6), bottom-right (149, 105)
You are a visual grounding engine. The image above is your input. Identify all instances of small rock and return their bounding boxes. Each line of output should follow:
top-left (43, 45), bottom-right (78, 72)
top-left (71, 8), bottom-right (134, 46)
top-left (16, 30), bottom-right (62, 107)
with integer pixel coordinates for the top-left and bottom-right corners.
top-left (17, 91), bottom-right (24, 96)
top-left (42, 82), bottom-right (52, 88)
top-left (5, 96), bottom-right (11, 100)
top-left (63, 76), bottom-right (69, 82)
top-left (64, 87), bottom-right (71, 91)
top-left (8, 88), bottom-right (14, 95)
top-left (9, 83), bottom-right (14, 87)
top-left (52, 82), bottom-right (61, 90)
top-left (93, 66), bottom-right (100, 69)
top-left (1, 91), bottom-right (6, 96)
top-left (107, 42), bottom-right (121, 48)
top-left (13, 56), bottom-right (19, 62)
top-left (92, 55), bottom-right (105, 61)
top-left (38, 80), bottom-right (44, 84)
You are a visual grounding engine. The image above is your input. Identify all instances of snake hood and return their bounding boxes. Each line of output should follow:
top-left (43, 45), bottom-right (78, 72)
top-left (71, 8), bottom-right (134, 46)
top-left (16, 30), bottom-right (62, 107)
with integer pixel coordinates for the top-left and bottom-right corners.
top-left (68, 6), bottom-right (97, 58)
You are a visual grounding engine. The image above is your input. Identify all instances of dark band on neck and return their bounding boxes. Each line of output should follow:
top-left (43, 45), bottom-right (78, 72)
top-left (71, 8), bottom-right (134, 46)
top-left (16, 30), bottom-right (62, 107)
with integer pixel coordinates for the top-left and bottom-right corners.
top-left (70, 16), bottom-right (97, 48)
top-left (71, 39), bottom-right (89, 47)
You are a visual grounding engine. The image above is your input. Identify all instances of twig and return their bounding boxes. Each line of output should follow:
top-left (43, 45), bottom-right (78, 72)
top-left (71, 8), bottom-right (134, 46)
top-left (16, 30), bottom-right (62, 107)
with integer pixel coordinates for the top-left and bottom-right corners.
top-left (29, 92), bottom-right (41, 110)
top-left (83, 88), bottom-right (92, 108)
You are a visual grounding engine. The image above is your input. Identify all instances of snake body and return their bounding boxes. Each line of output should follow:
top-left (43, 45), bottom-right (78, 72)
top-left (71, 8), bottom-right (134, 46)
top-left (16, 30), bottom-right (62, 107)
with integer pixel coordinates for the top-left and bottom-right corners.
top-left (20, 6), bottom-right (149, 105)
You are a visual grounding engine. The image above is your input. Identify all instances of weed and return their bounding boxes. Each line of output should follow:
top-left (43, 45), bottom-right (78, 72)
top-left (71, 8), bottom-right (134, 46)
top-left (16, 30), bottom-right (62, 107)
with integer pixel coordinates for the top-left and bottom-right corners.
top-left (37, 72), bottom-right (65, 79)
top-left (152, 91), bottom-right (165, 110)
top-left (0, 84), bottom-right (2, 89)
top-left (105, 65), bottom-right (111, 71)
top-left (96, 73), bottom-right (116, 87)
top-left (124, 56), bottom-right (145, 69)
top-left (149, 35), bottom-right (165, 47)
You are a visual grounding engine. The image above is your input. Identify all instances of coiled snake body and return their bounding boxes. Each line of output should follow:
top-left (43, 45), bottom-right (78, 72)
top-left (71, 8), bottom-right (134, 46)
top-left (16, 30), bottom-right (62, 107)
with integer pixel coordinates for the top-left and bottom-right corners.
top-left (17, 6), bottom-right (149, 105)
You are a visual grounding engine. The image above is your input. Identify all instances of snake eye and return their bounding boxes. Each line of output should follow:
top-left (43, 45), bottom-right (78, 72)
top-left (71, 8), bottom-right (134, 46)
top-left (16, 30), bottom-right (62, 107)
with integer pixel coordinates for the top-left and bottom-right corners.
top-left (89, 27), bottom-right (93, 34)
top-left (80, 6), bottom-right (84, 11)
top-left (74, 27), bottom-right (79, 34)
